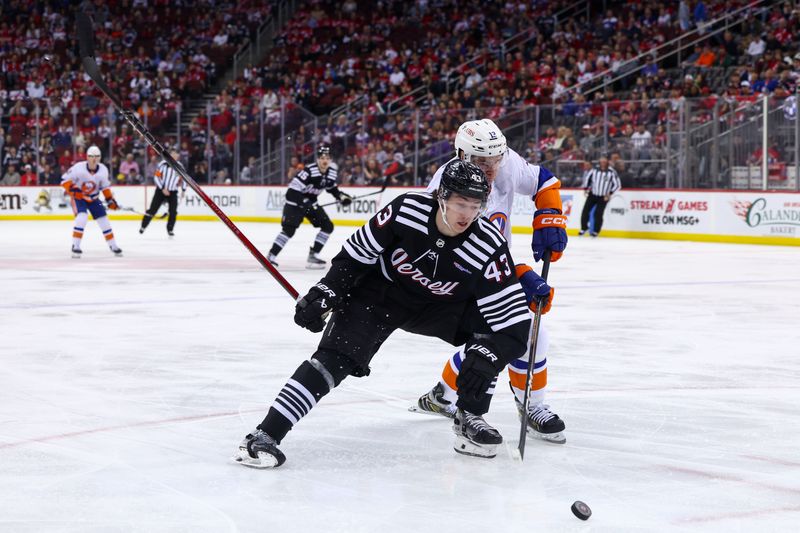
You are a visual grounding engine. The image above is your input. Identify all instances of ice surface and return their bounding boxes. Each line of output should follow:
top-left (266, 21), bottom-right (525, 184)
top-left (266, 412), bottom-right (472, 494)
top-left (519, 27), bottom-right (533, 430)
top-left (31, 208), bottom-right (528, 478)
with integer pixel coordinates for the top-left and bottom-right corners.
top-left (1, 220), bottom-right (799, 532)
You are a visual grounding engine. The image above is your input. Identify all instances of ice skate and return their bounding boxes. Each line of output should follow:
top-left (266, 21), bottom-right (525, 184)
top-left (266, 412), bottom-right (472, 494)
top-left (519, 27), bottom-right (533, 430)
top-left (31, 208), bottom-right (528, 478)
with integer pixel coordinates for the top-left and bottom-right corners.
top-left (514, 392), bottom-right (566, 444)
top-left (409, 383), bottom-right (456, 418)
top-left (138, 227), bottom-right (145, 234)
top-left (452, 409), bottom-right (502, 458)
top-left (306, 249), bottom-right (326, 269)
top-left (110, 247), bottom-right (123, 257)
top-left (71, 246), bottom-right (82, 259)
top-left (167, 231), bottom-right (174, 238)
top-left (267, 253), bottom-right (279, 267)
top-left (233, 429), bottom-right (286, 468)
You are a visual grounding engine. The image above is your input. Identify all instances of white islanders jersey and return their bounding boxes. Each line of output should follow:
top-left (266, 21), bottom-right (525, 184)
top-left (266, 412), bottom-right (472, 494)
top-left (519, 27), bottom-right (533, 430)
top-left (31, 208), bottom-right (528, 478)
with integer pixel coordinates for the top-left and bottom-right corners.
top-left (61, 162), bottom-right (112, 201)
top-left (426, 148), bottom-right (560, 242)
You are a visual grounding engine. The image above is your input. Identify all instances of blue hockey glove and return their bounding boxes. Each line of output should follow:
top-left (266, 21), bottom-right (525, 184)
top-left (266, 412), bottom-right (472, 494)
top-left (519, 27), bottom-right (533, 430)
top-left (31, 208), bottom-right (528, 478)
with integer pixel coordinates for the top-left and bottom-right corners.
top-left (532, 208), bottom-right (567, 262)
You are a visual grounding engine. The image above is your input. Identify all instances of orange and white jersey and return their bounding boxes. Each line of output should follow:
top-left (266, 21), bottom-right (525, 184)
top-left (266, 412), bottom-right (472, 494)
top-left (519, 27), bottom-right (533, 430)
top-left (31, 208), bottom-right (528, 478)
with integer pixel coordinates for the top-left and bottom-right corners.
top-left (61, 161), bottom-right (112, 201)
top-left (426, 148), bottom-right (561, 243)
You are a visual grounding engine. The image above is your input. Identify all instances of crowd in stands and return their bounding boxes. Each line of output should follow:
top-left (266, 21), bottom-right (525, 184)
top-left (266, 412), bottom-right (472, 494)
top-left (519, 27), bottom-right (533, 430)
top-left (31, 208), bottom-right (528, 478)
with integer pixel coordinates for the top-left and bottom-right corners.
top-left (2, 0), bottom-right (799, 189)
top-left (0, 0), bottom-right (272, 186)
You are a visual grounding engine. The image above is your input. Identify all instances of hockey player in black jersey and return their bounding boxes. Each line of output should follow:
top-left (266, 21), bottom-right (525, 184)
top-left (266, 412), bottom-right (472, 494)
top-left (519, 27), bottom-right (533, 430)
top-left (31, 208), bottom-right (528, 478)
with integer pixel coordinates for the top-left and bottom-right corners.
top-left (267, 144), bottom-right (353, 269)
top-left (235, 160), bottom-right (532, 468)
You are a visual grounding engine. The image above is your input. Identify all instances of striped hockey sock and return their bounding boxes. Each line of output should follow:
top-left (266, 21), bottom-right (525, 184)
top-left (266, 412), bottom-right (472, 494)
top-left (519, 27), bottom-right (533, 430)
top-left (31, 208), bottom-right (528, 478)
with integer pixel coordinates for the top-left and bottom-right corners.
top-left (270, 231), bottom-right (290, 257)
top-left (258, 360), bottom-right (332, 443)
top-left (311, 231), bottom-right (330, 254)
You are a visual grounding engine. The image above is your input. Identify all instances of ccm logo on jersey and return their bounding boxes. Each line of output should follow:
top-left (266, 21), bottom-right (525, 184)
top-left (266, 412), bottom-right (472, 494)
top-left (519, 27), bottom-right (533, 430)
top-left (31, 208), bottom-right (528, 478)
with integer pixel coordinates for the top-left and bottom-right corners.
top-left (467, 343), bottom-right (498, 363)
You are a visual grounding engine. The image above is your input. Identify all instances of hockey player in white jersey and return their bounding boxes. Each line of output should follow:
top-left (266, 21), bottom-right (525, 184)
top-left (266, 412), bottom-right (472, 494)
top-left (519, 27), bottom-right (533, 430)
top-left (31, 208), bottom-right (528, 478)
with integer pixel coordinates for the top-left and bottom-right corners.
top-left (412, 119), bottom-right (569, 444)
top-left (61, 145), bottom-right (123, 258)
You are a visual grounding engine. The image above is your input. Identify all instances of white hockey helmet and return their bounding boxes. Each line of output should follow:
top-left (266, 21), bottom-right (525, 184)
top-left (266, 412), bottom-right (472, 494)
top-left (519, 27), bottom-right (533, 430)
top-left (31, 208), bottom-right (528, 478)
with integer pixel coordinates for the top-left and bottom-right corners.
top-left (454, 119), bottom-right (507, 161)
top-left (87, 145), bottom-right (102, 157)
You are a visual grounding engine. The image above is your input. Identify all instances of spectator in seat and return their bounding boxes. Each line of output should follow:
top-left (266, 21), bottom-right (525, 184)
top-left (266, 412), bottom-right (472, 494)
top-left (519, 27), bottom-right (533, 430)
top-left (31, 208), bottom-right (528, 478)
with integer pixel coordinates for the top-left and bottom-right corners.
top-left (118, 153), bottom-right (140, 182)
top-left (1, 164), bottom-right (20, 186)
top-left (20, 164), bottom-right (37, 186)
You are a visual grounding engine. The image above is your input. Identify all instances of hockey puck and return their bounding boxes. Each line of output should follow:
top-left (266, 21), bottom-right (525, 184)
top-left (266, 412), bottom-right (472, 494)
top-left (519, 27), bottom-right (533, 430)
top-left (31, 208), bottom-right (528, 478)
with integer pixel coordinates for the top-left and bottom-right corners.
top-left (571, 501), bottom-right (591, 521)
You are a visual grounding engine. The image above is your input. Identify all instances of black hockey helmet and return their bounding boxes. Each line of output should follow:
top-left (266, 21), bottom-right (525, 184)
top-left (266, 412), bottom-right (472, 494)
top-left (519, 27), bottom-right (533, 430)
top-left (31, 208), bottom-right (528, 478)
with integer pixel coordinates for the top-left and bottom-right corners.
top-left (317, 144), bottom-right (331, 157)
top-left (438, 159), bottom-right (490, 205)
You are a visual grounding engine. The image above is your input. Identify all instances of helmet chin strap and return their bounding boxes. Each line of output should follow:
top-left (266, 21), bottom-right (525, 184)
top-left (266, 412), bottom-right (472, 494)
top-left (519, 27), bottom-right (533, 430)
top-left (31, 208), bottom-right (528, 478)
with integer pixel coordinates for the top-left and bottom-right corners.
top-left (438, 197), bottom-right (455, 233)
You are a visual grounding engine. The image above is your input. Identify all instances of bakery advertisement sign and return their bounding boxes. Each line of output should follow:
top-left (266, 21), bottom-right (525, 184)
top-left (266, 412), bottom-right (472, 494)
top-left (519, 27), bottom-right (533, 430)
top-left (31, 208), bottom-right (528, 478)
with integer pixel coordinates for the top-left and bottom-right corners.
top-left (732, 196), bottom-right (800, 236)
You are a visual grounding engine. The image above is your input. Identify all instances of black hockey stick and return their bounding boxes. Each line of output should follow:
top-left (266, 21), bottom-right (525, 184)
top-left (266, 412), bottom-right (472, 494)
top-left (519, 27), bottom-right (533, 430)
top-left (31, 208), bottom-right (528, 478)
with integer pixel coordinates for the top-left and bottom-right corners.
top-left (517, 250), bottom-right (552, 461)
top-left (76, 11), bottom-right (299, 300)
top-left (316, 179), bottom-right (388, 208)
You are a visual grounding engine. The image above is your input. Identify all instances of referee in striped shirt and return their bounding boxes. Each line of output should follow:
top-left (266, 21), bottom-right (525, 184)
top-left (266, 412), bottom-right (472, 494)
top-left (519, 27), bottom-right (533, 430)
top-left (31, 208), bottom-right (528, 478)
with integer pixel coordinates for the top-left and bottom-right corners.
top-left (579, 155), bottom-right (621, 237)
top-left (139, 150), bottom-right (185, 237)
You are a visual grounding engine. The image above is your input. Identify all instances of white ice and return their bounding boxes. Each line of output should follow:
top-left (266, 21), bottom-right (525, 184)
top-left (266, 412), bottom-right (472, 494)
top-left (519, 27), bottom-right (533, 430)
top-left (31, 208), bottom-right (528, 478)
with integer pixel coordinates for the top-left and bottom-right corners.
top-left (1, 219), bottom-right (799, 533)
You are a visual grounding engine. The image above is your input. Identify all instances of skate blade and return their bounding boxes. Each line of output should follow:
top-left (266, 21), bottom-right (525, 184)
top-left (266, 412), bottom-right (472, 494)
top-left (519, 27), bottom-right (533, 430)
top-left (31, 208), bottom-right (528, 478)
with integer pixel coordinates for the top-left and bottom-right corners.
top-left (233, 449), bottom-right (280, 469)
top-left (305, 263), bottom-right (326, 270)
top-left (407, 405), bottom-right (455, 419)
top-left (527, 427), bottom-right (566, 444)
top-left (71, 254), bottom-right (81, 259)
top-left (453, 436), bottom-right (498, 458)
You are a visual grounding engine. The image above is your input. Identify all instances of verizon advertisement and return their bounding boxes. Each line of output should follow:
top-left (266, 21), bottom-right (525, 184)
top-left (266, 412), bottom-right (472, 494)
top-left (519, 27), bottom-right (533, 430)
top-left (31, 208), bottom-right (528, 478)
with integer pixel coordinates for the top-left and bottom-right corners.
top-left (2, 186), bottom-right (798, 245)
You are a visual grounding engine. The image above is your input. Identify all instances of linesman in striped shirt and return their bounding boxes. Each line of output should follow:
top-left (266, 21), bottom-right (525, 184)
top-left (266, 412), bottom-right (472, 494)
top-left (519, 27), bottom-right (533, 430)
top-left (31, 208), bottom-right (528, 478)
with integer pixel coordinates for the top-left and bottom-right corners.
top-left (579, 155), bottom-right (621, 237)
top-left (139, 150), bottom-right (186, 237)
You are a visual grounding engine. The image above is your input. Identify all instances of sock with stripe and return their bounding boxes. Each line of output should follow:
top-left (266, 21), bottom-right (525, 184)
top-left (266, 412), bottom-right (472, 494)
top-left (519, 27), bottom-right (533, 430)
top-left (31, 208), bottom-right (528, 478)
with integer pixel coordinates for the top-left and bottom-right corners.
top-left (311, 231), bottom-right (330, 254)
top-left (72, 211), bottom-right (88, 248)
top-left (508, 324), bottom-right (549, 405)
top-left (96, 216), bottom-right (119, 250)
top-left (258, 351), bottom-right (354, 443)
top-left (269, 231), bottom-right (291, 257)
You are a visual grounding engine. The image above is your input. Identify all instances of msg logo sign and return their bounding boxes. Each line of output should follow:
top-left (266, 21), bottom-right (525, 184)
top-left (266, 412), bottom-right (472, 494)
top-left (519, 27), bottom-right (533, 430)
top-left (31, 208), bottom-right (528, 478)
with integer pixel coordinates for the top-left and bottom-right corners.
top-left (0, 193), bottom-right (25, 210)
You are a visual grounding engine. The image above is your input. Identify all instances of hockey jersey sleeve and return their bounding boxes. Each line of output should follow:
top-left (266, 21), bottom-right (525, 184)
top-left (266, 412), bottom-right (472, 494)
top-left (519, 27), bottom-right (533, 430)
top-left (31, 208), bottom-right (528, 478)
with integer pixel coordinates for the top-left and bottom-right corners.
top-left (285, 167), bottom-right (311, 204)
top-left (317, 195), bottom-right (403, 297)
top-left (471, 218), bottom-right (531, 364)
top-left (509, 149), bottom-right (563, 211)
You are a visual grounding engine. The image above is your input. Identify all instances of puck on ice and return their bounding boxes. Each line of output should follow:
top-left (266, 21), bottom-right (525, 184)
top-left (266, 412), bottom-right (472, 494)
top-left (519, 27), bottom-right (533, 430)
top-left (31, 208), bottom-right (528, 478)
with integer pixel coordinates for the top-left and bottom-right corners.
top-left (571, 501), bottom-right (591, 520)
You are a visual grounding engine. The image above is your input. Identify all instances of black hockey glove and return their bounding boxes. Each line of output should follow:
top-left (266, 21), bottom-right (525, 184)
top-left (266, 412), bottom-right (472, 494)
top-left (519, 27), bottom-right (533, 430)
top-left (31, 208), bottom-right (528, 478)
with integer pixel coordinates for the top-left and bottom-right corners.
top-left (294, 283), bottom-right (338, 333)
top-left (457, 342), bottom-right (504, 400)
top-left (338, 192), bottom-right (353, 206)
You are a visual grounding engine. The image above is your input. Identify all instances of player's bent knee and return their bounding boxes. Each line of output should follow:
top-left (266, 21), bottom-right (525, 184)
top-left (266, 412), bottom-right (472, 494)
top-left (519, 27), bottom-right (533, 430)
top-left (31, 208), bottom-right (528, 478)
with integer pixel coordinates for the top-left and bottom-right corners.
top-left (320, 220), bottom-right (334, 233)
top-left (311, 349), bottom-right (358, 387)
top-left (281, 225), bottom-right (297, 237)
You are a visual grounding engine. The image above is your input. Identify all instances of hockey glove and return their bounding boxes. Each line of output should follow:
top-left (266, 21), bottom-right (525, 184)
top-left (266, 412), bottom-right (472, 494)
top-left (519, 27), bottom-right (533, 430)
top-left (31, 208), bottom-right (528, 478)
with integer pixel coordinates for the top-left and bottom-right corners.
top-left (106, 197), bottom-right (120, 210)
top-left (457, 342), bottom-right (504, 400)
top-left (515, 264), bottom-right (554, 315)
top-left (338, 192), bottom-right (353, 207)
top-left (532, 208), bottom-right (567, 262)
top-left (294, 283), bottom-right (338, 333)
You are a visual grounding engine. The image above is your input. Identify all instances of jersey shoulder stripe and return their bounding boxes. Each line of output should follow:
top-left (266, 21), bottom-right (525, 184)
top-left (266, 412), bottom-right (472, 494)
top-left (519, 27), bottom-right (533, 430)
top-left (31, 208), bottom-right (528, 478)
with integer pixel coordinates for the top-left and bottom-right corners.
top-left (477, 218), bottom-right (504, 247)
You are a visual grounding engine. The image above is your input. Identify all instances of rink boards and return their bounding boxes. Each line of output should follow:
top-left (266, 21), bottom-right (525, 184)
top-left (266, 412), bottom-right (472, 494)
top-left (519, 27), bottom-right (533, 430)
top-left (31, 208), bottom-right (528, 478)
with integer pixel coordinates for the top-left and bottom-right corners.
top-left (1, 185), bottom-right (798, 246)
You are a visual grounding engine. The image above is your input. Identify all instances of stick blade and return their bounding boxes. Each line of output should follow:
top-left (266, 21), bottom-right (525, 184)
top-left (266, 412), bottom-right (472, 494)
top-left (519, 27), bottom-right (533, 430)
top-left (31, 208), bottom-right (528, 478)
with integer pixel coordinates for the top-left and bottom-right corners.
top-left (76, 11), bottom-right (95, 58)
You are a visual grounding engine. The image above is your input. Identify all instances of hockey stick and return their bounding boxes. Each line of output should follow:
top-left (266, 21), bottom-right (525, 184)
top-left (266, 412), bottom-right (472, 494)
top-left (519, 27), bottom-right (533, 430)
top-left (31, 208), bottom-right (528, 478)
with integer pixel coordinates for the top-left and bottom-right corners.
top-left (76, 11), bottom-right (298, 300)
top-left (121, 206), bottom-right (168, 219)
top-left (517, 250), bottom-right (552, 461)
top-left (316, 179), bottom-right (389, 208)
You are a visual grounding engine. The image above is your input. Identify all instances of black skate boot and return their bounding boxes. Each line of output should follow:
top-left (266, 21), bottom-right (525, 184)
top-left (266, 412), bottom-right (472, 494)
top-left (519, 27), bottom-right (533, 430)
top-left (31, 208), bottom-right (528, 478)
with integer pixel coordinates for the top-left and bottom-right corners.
top-left (306, 248), bottom-right (326, 269)
top-left (453, 409), bottom-right (502, 458)
top-left (71, 246), bottom-right (82, 259)
top-left (409, 383), bottom-right (456, 418)
top-left (513, 389), bottom-right (566, 444)
top-left (234, 429), bottom-right (286, 468)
